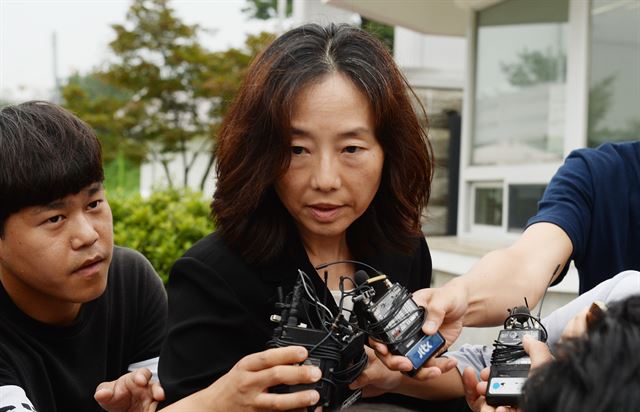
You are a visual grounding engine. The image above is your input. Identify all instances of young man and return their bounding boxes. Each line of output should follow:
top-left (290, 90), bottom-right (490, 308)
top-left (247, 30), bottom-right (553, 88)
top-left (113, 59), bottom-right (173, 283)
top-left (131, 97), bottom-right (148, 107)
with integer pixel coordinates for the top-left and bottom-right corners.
top-left (0, 101), bottom-right (167, 411)
top-left (0, 101), bottom-right (330, 412)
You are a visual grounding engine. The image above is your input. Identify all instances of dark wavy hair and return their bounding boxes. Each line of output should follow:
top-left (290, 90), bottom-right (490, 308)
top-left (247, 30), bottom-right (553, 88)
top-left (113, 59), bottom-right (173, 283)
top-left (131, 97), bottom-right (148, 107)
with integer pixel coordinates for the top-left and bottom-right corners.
top-left (522, 294), bottom-right (640, 412)
top-left (212, 23), bottom-right (433, 264)
top-left (0, 101), bottom-right (103, 236)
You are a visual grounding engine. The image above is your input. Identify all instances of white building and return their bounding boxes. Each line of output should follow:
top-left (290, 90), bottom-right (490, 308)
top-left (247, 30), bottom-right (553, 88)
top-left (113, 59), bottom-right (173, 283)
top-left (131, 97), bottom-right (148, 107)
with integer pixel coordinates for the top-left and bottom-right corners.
top-left (323, 0), bottom-right (639, 344)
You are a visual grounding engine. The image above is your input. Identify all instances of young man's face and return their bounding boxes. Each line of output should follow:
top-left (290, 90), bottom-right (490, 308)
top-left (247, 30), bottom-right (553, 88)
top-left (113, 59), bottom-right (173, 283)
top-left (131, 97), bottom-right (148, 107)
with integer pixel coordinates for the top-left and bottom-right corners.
top-left (0, 183), bottom-right (113, 324)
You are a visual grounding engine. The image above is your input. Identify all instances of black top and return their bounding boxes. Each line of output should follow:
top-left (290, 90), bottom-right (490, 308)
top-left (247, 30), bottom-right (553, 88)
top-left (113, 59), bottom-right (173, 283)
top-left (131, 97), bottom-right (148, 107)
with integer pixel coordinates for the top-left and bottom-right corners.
top-left (0, 246), bottom-right (167, 412)
top-left (159, 232), bottom-right (433, 407)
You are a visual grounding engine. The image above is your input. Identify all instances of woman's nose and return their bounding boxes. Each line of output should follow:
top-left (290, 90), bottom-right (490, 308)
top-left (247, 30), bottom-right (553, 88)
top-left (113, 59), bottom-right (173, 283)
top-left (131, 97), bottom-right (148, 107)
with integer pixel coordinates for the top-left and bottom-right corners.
top-left (310, 153), bottom-right (341, 191)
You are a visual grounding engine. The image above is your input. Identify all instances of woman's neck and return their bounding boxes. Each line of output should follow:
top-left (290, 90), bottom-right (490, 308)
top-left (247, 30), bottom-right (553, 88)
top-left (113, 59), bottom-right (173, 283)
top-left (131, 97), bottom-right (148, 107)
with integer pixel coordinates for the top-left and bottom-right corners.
top-left (300, 233), bottom-right (354, 290)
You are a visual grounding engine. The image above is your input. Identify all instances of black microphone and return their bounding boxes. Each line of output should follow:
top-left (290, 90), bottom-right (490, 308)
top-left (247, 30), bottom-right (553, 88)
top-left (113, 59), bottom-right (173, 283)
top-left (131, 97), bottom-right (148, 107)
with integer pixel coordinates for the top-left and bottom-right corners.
top-left (352, 271), bottom-right (445, 375)
top-left (354, 270), bottom-right (369, 286)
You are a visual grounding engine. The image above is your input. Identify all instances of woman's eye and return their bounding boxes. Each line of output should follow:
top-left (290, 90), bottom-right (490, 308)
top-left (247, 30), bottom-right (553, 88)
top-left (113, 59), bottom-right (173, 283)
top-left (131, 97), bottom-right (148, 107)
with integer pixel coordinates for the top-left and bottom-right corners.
top-left (291, 146), bottom-right (306, 155)
top-left (344, 146), bottom-right (360, 154)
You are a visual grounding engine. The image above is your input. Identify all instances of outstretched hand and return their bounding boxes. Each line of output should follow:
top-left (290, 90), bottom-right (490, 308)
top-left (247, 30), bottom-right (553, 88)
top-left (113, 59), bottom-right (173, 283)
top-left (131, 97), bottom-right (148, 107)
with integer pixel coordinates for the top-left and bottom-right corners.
top-left (94, 368), bottom-right (164, 412)
top-left (411, 282), bottom-right (467, 350)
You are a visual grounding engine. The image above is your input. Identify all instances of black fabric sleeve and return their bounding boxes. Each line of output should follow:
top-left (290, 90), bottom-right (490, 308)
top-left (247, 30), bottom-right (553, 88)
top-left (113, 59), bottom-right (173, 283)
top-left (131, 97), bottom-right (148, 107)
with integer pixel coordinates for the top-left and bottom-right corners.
top-left (133, 254), bottom-right (167, 363)
top-left (113, 247), bottom-right (168, 364)
top-left (0, 350), bottom-right (18, 386)
top-left (159, 256), bottom-right (262, 404)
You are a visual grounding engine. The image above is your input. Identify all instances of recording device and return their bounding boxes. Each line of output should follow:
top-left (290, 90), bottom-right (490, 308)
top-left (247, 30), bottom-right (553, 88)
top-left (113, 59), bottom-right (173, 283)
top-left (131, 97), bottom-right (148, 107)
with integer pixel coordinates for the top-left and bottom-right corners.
top-left (268, 271), bottom-right (367, 411)
top-left (352, 270), bottom-right (446, 376)
top-left (486, 302), bottom-right (548, 407)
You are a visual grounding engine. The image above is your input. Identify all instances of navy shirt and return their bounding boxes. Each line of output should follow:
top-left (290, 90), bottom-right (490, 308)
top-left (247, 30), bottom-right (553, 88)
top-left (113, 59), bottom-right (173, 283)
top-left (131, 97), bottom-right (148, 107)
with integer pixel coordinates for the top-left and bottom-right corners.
top-left (527, 141), bottom-right (640, 294)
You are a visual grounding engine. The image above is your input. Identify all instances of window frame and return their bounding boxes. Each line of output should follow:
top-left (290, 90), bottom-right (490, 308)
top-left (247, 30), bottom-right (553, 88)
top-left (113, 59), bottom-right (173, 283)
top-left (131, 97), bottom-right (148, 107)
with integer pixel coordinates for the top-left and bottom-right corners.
top-left (458, 0), bottom-right (590, 240)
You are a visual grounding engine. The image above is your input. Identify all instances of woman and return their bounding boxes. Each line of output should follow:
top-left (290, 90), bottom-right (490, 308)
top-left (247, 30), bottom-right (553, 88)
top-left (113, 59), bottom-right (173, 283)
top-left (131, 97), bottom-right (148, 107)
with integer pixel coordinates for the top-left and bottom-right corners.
top-left (159, 23), bottom-right (458, 410)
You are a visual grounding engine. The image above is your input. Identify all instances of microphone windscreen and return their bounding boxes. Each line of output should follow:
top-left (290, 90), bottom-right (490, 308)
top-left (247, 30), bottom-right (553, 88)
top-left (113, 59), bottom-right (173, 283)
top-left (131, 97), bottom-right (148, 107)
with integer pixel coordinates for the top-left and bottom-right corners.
top-left (354, 270), bottom-right (369, 286)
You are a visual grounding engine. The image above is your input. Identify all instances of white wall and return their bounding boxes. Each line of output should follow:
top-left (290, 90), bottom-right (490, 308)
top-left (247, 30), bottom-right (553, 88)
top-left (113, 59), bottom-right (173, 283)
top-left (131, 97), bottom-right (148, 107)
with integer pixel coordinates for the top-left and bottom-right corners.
top-left (394, 27), bottom-right (466, 89)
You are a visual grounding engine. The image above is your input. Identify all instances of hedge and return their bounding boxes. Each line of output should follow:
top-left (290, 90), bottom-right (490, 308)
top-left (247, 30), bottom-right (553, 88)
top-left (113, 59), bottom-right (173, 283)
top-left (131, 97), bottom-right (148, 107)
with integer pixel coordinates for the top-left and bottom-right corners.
top-left (109, 189), bottom-right (215, 283)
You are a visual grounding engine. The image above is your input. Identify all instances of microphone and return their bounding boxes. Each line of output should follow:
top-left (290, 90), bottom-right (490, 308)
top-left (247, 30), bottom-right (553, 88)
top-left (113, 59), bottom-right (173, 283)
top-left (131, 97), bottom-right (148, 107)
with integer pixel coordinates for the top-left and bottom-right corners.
top-left (354, 270), bottom-right (369, 287)
top-left (352, 270), bottom-right (446, 375)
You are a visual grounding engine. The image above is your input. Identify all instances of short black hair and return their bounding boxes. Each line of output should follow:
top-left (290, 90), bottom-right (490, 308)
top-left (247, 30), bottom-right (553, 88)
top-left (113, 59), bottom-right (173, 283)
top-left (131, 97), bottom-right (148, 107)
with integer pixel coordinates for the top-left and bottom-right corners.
top-left (522, 294), bottom-right (640, 412)
top-left (0, 101), bottom-right (104, 236)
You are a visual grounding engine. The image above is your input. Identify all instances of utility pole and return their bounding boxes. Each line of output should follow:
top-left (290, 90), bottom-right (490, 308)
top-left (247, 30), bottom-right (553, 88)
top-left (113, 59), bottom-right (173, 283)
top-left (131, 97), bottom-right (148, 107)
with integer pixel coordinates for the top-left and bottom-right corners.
top-left (277, 0), bottom-right (287, 34)
top-left (52, 31), bottom-right (61, 103)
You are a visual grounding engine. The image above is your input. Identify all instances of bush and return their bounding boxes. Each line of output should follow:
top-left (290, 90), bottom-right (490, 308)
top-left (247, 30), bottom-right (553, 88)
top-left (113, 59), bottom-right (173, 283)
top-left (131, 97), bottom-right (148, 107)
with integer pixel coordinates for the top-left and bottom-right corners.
top-left (109, 188), bottom-right (214, 283)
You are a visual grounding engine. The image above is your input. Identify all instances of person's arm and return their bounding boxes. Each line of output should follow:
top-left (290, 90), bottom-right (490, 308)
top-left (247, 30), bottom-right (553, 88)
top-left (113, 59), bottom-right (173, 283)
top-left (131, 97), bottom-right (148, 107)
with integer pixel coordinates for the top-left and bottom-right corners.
top-left (158, 346), bottom-right (321, 411)
top-left (95, 347), bottom-right (322, 412)
top-left (416, 222), bottom-right (573, 343)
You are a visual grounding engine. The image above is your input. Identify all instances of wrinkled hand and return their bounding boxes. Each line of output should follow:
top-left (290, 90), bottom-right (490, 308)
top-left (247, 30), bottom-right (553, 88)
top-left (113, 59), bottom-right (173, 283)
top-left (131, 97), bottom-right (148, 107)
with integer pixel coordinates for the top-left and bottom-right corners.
top-left (463, 367), bottom-right (520, 412)
top-left (366, 338), bottom-right (457, 381)
top-left (412, 283), bottom-right (467, 349)
top-left (94, 368), bottom-right (164, 412)
top-left (207, 346), bottom-right (322, 411)
top-left (348, 346), bottom-right (403, 398)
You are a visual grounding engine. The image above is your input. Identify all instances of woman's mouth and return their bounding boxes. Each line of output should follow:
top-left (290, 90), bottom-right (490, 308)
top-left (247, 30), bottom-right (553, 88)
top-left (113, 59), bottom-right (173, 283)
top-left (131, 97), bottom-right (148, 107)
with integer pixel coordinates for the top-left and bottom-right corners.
top-left (309, 204), bottom-right (342, 222)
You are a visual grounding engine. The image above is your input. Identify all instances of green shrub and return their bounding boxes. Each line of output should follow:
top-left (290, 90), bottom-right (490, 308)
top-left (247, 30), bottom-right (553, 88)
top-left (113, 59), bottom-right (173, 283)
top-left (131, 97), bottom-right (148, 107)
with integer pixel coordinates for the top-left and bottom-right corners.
top-left (108, 188), bottom-right (214, 283)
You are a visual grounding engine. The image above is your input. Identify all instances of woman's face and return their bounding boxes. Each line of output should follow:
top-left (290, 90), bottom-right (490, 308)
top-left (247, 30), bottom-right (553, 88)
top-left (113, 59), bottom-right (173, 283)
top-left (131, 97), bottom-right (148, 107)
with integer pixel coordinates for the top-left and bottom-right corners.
top-left (275, 72), bottom-right (384, 246)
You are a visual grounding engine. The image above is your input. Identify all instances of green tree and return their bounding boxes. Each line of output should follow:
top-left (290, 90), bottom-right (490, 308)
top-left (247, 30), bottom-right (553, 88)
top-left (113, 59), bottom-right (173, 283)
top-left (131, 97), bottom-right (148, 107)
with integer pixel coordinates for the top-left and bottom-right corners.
top-left (104, 0), bottom-right (216, 188)
top-left (63, 0), bottom-right (274, 192)
top-left (196, 31), bottom-right (275, 189)
top-left (62, 73), bottom-right (141, 163)
top-left (62, 73), bottom-right (143, 193)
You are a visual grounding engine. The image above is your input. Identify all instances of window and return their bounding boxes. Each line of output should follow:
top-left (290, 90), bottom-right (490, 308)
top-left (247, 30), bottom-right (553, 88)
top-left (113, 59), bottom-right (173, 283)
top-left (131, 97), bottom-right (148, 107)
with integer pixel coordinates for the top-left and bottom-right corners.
top-left (472, 0), bottom-right (569, 165)
top-left (473, 186), bottom-right (503, 226)
top-left (507, 184), bottom-right (546, 232)
top-left (587, 0), bottom-right (640, 147)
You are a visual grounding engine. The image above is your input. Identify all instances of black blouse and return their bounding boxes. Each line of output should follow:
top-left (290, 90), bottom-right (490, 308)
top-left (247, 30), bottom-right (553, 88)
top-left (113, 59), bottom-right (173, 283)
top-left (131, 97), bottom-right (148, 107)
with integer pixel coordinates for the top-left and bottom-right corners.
top-left (159, 231), bottom-right (433, 407)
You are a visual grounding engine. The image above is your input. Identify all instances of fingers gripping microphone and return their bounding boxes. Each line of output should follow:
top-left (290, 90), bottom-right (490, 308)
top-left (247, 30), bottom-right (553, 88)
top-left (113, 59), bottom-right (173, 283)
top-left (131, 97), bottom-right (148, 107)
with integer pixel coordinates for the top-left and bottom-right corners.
top-left (352, 270), bottom-right (445, 376)
top-left (267, 271), bottom-right (367, 411)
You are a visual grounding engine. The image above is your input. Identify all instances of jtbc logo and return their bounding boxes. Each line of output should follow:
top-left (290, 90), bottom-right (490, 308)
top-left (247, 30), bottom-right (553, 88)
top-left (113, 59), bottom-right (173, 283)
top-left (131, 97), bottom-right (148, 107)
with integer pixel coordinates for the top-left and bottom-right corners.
top-left (417, 341), bottom-right (433, 358)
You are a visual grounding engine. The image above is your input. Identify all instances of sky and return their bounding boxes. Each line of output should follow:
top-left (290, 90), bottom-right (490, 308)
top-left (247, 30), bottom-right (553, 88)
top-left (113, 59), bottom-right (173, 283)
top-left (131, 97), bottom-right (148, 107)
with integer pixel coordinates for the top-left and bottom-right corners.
top-left (0, 0), bottom-right (277, 102)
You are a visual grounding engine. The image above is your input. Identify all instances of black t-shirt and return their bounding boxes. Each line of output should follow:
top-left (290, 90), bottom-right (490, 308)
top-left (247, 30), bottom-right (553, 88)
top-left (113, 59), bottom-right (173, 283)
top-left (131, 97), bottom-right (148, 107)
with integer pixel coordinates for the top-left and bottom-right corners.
top-left (159, 232), bottom-right (436, 407)
top-left (0, 246), bottom-right (167, 412)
